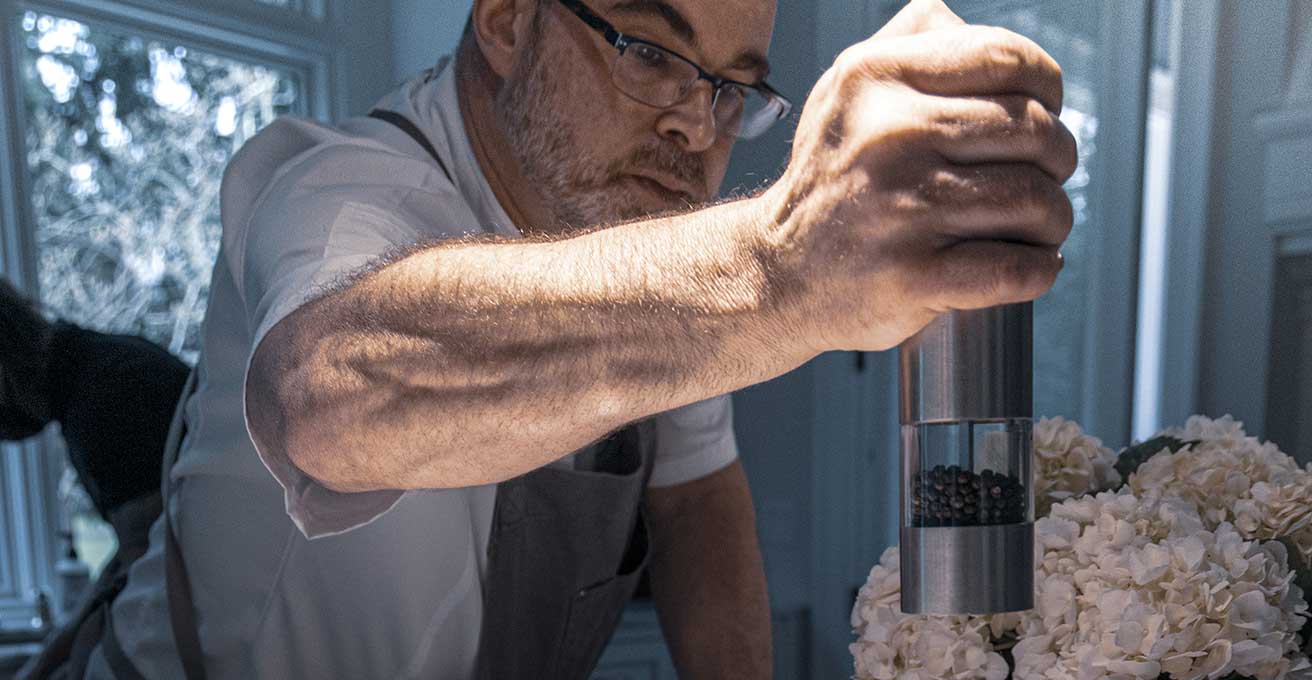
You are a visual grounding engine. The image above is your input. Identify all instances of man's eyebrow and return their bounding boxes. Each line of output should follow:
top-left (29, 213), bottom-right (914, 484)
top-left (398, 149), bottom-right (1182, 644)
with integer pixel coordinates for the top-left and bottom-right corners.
top-left (608, 0), bottom-right (772, 80)
top-left (610, 0), bottom-right (697, 45)
top-left (731, 52), bottom-right (771, 81)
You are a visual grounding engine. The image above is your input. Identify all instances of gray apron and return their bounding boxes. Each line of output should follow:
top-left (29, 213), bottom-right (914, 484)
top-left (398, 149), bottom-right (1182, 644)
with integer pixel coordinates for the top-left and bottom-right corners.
top-left (371, 99), bottom-right (659, 676)
top-left (475, 422), bottom-right (655, 680)
top-left (368, 85), bottom-right (659, 677)
top-left (162, 379), bottom-right (653, 680)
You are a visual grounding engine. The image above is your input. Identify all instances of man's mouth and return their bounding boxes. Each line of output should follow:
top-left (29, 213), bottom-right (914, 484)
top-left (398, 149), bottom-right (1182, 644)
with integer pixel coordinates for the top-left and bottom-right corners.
top-left (625, 174), bottom-right (699, 205)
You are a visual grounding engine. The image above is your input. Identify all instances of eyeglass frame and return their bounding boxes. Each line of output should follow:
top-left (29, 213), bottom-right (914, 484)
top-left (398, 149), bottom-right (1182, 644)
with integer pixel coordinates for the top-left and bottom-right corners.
top-left (555, 0), bottom-right (793, 139)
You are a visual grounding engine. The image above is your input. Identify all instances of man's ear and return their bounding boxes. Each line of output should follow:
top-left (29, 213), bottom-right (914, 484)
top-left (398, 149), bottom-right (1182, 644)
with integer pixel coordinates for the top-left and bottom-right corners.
top-left (470, 0), bottom-right (540, 78)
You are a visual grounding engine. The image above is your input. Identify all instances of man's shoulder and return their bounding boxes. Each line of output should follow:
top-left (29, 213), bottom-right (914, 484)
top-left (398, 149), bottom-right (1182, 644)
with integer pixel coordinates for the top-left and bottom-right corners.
top-left (232, 116), bottom-right (455, 196)
top-left (219, 115), bottom-right (464, 239)
top-left (216, 115), bottom-right (475, 289)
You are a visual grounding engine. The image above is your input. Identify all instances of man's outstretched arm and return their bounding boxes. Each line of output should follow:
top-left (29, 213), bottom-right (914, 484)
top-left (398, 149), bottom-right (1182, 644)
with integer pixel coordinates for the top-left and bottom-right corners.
top-left (646, 461), bottom-right (772, 679)
top-left (246, 0), bottom-right (1076, 493)
top-left (247, 200), bottom-right (807, 492)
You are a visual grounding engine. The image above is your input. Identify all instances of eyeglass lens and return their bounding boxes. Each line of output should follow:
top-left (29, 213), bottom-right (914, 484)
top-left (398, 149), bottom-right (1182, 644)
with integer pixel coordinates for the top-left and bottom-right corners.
top-left (611, 41), bottom-right (782, 139)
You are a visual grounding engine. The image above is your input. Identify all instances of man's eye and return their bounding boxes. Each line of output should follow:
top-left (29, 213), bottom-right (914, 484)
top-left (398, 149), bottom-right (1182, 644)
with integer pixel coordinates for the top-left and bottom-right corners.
top-left (719, 83), bottom-right (748, 101)
top-left (630, 44), bottom-right (669, 68)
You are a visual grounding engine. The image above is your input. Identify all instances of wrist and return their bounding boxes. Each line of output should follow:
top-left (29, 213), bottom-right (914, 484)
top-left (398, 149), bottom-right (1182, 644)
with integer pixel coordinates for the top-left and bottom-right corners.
top-left (734, 187), bottom-right (822, 366)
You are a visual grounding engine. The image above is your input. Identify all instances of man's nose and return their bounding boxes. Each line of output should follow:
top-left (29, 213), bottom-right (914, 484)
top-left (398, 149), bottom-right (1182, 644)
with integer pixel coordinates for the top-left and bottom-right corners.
top-left (655, 82), bottom-right (718, 153)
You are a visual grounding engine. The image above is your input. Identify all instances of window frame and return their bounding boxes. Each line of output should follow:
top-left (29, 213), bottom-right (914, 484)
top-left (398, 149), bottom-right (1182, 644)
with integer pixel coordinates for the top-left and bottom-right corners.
top-left (0, 0), bottom-right (386, 627)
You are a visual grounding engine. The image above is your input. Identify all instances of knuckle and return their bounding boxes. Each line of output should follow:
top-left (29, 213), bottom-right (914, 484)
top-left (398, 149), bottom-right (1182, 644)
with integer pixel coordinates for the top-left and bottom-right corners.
top-left (972, 25), bottom-right (1026, 68)
top-left (913, 167), bottom-right (959, 207)
top-left (1035, 251), bottom-right (1062, 292)
top-left (834, 43), bottom-right (875, 81)
top-left (1053, 191), bottom-right (1074, 239)
top-left (858, 102), bottom-right (938, 160)
top-left (968, 26), bottom-right (1062, 102)
top-left (991, 249), bottom-right (1053, 300)
top-left (1009, 165), bottom-right (1045, 202)
top-left (990, 96), bottom-right (1053, 154)
top-left (986, 250), bottom-right (1025, 299)
top-left (1057, 120), bottom-right (1080, 178)
top-left (1022, 173), bottom-right (1072, 242)
top-left (1024, 97), bottom-right (1054, 139)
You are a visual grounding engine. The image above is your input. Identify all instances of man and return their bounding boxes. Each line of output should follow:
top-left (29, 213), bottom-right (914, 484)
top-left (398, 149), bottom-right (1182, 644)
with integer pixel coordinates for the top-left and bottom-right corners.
top-left (82, 0), bottom-right (1076, 677)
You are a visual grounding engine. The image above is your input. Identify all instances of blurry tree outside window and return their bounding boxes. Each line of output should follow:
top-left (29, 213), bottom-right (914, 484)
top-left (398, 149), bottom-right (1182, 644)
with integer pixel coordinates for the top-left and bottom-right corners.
top-left (17, 10), bottom-right (300, 574)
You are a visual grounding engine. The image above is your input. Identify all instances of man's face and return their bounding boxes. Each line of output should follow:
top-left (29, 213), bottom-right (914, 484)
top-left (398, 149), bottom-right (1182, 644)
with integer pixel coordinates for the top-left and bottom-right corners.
top-left (496, 0), bottom-right (777, 228)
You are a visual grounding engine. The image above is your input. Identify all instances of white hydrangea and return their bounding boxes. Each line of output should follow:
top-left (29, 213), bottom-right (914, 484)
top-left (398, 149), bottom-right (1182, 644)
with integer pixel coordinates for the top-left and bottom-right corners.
top-left (1012, 489), bottom-right (1310, 680)
top-left (850, 546), bottom-right (1015, 680)
top-left (1131, 415), bottom-right (1312, 565)
top-left (1032, 417), bottom-right (1122, 518)
top-left (852, 415), bottom-right (1312, 679)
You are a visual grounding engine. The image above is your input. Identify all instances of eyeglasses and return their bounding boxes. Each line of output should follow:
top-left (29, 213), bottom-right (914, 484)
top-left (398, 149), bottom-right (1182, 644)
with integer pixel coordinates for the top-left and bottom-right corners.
top-left (556, 0), bottom-right (793, 141)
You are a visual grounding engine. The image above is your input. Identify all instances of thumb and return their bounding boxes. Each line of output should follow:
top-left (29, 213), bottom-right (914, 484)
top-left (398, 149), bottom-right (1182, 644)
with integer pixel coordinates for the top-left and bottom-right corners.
top-left (873, 0), bottom-right (965, 39)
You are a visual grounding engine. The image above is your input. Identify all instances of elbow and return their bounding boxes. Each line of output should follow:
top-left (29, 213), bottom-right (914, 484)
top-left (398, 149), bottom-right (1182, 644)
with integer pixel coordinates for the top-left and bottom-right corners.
top-left (284, 429), bottom-right (371, 494)
top-left (245, 310), bottom-right (512, 492)
top-left (246, 311), bottom-right (375, 493)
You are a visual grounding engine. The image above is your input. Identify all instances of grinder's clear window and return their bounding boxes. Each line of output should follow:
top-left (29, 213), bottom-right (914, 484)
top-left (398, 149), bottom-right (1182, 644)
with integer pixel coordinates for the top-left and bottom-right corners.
top-left (902, 419), bottom-right (1033, 528)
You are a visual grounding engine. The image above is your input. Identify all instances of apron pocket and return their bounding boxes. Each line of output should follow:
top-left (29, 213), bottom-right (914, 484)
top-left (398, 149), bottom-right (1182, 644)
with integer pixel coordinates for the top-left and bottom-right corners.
top-left (553, 517), bottom-right (650, 680)
top-left (552, 565), bottom-right (646, 680)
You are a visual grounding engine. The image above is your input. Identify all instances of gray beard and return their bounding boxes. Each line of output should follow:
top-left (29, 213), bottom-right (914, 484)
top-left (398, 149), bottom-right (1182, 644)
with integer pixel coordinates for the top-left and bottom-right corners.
top-left (497, 55), bottom-right (630, 229)
top-left (495, 45), bottom-right (709, 230)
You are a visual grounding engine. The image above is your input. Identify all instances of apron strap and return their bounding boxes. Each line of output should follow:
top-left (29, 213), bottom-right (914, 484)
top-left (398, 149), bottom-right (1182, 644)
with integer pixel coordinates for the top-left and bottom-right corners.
top-left (101, 603), bottom-right (149, 680)
top-left (160, 371), bottom-right (207, 680)
top-left (367, 110), bottom-right (455, 184)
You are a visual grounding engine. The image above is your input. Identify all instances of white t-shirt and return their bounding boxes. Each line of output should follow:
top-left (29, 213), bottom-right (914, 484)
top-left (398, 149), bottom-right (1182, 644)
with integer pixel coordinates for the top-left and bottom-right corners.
top-left (102, 61), bottom-right (738, 680)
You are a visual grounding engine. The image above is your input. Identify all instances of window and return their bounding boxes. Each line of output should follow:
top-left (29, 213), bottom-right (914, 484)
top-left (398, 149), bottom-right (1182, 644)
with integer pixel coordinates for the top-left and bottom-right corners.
top-left (1134, 0), bottom-right (1182, 441)
top-left (944, 1), bottom-right (1149, 445)
top-left (0, 0), bottom-right (383, 630)
top-left (20, 12), bottom-right (301, 363)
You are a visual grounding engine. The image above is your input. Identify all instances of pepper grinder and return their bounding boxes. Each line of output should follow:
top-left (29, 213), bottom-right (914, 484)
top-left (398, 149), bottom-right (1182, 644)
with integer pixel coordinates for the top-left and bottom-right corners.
top-left (897, 303), bottom-right (1034, 614)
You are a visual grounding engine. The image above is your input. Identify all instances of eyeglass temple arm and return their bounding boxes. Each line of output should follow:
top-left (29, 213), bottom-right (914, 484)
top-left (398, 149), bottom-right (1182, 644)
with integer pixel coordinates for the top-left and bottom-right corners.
top-left (558, 0), bottom-right (625, 44)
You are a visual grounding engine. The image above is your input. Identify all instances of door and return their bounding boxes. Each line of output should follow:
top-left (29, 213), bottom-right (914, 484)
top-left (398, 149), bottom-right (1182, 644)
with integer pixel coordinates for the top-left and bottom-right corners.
top-left (1174, 0), bottom-right (1312, 464)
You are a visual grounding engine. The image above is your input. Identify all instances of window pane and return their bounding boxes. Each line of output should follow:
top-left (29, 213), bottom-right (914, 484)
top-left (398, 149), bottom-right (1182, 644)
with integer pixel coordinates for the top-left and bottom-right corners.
top-left (18, 11), bottom-right (300, 363)
top-left (959, 5), bottom-right (1102, 422)
top-left (15, 11), bottom-right (301, 579)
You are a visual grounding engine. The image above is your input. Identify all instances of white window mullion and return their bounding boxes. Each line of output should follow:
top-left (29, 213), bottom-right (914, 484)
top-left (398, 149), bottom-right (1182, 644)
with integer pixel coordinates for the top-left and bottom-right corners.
top-left (0, 0), bottom-right (59, 629)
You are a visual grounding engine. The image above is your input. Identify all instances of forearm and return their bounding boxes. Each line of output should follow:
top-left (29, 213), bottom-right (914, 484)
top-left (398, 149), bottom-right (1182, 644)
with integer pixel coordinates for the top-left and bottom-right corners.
top-left (646, 462), bottom-right (772, 679)
top-left (248, 198), bottom-right (809, 491)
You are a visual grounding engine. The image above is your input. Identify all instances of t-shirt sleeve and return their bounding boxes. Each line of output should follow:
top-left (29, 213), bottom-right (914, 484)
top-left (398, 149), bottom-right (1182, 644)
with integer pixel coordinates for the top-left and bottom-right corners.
top-left (237, 144), bottom-right (478, 539)
top-left (647, 393), bottom-right (740, 488)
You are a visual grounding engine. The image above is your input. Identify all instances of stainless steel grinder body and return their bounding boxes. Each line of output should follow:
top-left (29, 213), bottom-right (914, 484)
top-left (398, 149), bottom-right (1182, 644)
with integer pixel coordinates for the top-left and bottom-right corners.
top-left (897, 303), bottom-right (1035, 615)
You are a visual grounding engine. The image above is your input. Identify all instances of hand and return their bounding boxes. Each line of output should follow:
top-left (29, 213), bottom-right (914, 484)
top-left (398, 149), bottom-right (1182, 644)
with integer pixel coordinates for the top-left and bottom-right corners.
top-left (758, 0), bottom-right (1078, 352)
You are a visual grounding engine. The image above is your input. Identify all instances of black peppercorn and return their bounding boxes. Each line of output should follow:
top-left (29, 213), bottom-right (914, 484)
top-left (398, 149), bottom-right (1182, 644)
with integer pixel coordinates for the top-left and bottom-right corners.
top-left (910, 467), bottom-right (1027, 527)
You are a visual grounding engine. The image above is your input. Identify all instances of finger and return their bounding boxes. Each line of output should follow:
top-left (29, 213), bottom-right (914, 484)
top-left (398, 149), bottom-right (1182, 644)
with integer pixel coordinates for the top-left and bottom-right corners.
top-left (873, 0), bottom-right (965, 39)
top-left (918, 241), bottom-right (1064, 311)
top-left (907, 163), bottom-right (1073, 247)
top-left (879, 25), bottom-right (1064, 114)
top-left (916, 95), bottom-right (1079, 183)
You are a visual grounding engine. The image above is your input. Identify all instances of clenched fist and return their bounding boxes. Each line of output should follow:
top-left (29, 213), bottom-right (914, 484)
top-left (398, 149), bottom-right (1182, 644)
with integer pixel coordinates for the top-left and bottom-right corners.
top-left (759, 0), bottom-right (1078, 352)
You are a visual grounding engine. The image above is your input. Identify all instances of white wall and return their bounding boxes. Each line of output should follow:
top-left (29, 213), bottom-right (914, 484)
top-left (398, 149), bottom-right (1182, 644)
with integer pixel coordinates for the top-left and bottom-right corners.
top-left (392, 0), bottom-right (471, 82)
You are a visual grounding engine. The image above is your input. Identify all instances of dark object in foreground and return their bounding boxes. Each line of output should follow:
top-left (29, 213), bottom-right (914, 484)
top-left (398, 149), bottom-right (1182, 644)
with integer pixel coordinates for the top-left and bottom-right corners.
top-left (1113, 435), bottom-right (1194, 481)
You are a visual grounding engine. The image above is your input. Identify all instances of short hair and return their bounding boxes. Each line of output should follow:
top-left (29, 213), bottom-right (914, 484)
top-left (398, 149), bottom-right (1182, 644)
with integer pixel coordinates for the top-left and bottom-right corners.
top-left (461, 13), bottom-right (474, 43)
